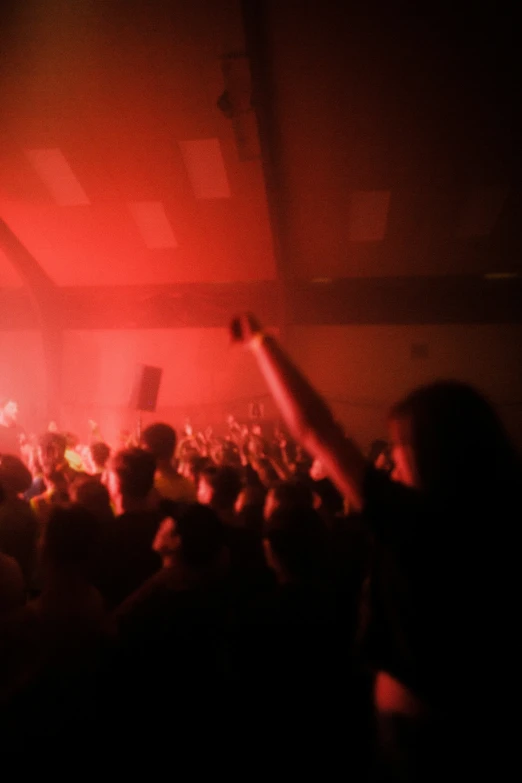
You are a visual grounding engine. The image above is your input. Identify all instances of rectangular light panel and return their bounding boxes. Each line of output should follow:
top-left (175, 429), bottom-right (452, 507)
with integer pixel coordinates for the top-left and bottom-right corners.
top-left (179, 138), bottom-right (231, 199)
top-left (128, 201), bottom-right (178, 249)
top-left (25, 148), bottom-right (90, 206)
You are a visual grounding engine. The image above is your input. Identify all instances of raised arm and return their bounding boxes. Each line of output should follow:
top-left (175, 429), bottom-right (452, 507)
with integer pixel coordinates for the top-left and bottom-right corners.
top-left (230, 314), bottom-right (366, 510)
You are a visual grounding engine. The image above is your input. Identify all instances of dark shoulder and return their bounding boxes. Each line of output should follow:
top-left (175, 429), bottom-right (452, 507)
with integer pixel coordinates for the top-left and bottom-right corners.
top-left (115, 509), bottom-right (162, 532)
top-left (115, 569), bottom-right (170, 619)
top-left (363, 467), bottom-right (426, 542)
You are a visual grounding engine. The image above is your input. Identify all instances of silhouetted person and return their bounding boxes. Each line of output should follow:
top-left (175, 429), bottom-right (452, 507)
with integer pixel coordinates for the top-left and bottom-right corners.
top-left (197, 465), bottom-right (242, 526)
top-left (0, 454), bottom-right (38, 584)
top-left (141, 422), bottom-right (196, 504)
top-left (0, 399), bottom-right (22, 456)
top-left (231, 312), bottom-right (522, 780)
top-left (90, 441), bottom-right (111, 477)
top-left (101, 448), bottom-right (161, 608)
top-left (0, 505), bottom-right (109, 743)
top-left (112, 504), bottom-right (231, 743)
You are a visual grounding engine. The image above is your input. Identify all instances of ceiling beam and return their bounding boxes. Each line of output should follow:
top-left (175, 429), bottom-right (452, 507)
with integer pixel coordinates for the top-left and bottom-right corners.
top-left (2, 277), bottom-right (520, 330)
top-left (240, 0), bottom-right (290, 336)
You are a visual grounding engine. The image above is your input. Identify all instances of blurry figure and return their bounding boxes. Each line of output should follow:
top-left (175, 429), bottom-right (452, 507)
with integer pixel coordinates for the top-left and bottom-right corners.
top-left (39, 505), bottom-right (103, 607)
top-left (22, 444), bottom-right (46, 503)
top-left (0, 398), bottom-right (23, 456)
top-left (106, 448), bottom-right (156, 517)
top-left (263, 506), bottom-right (328, 586)
top-left (140, 423), bottom-right (196, 504)
top-left (179, 453), bottom-right (212, 489)
top-left (309, 457), bottom-right (344, 522)
top-left (30, 432), bottom-right (77, 524)
top-left (235, 453), bottom-right (267, 532)
top-left (101, 448), bottom-right (161, 607)
top-left (38, 432), bottom-right (74, 481)
top-left (70, 475), bottom-right (114, 526)
top-left (263, 479), bottom-right (315, 522)
top-left (197, 465), bottom-right (242, 526)
top-left (0, 473), bottom-right (26, 614)
top-left (111, 504), bottom-right (230, 740)
top-left (250, 456), bottom-right (279, 488)
top-left (117, 428), bottom-right (134, 450)
top-left (248, 401), bottom-right (264, 421)
top-left (151, 504), bottom-right (228, 577)
top-left (235, 483), bottom-right (266, 515)
top-left (0, 505), bottom-right (109, 720)
top-left (226, 413), bottom-right (240, 434)
top-left (178, 420), bottom-right (199, 458)
top-left (198, 464), bottom-right (268, 582)
top-left (89, 441), bottom-right (111, 478)
top-left (368, 439), bottom-right (393, 474)
top-left (0, 453), bottom-right (32, 496)
top-left (31, 469), bottom-right (71, 526)
top-left (0, 455), bottom-right (38, 583)
top-left (87, 419), bottom-right (104, 444)
top-left (64, 432), bottom-right (86, 472)
top-left (0, 399), bottom-right (18, 428)
top-left (231, 313), bottom-right (522, 776)
top-left (237, 505), bottom-right (347, 746)
top-left (0, 551), bottom-right (24, 617)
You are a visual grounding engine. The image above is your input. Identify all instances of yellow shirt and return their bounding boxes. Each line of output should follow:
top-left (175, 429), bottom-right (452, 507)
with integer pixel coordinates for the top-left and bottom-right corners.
top-left (65, 449), bottom-right (86, 472)
top-left (154, 470), bottom-right (196, 504)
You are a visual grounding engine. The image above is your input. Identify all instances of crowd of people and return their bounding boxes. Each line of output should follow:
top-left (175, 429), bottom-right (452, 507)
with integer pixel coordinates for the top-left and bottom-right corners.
top-left (0, 317), bottom-right (520, 778)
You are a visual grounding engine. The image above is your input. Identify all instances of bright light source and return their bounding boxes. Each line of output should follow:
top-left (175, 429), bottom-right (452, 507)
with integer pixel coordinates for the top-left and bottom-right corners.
top-left (128, 201), bottom-right (178, 249)
top-left (25, 148), bottom-right (90, 206)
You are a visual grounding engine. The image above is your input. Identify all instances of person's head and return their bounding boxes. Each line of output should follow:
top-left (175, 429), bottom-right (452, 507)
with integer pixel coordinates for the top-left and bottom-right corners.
top-left (153, 504), bottom-right (226, 571)
top-left (197, 465), bottom-right (242, 513)
top-left (180, 454), bottom-right (212, 487)
top-left (264, 506), bottom-right (327, 584)
top-left (107, 447), bottom-right (156, 512)
top-left (263, 479), bottom-right (315, 522)
top-left (42, 504), bottom-right (101, 575)
top-left (389, 381), bottom-right (521, 503)
top-left (70, 475), bottom-right (114, 524)
top-left (0, 398), bottom-right (18, 426)
top-left (38, 431), bottom-right (67, 476)
top-left (0, 454), bottom-right (32, 498)
top-left (64, 431), bottom-right (79, 450)
top-left (90, 441), bottom-right (111, 472)
top-left (311, 477), bottom-right (344, 520)
top-left (141, 423), bottom-right (177, 464)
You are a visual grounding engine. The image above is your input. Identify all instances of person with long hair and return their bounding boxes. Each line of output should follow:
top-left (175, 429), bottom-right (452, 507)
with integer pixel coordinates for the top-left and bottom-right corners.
top-left (230, 313), bottom-right (520, 780)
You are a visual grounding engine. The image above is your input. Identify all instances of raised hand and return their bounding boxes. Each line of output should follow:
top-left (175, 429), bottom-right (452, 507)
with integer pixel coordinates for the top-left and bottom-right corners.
top-left (230, 312), bottom-right (263, 344)
top-left (230, 311), bottom-right (366, 509)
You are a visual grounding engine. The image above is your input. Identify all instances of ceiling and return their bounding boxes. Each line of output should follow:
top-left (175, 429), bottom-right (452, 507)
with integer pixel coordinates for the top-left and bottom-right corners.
top-left (1, 0), bottom-right (521, 327)
top-left (0, 0), bottom-right (276, 291)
